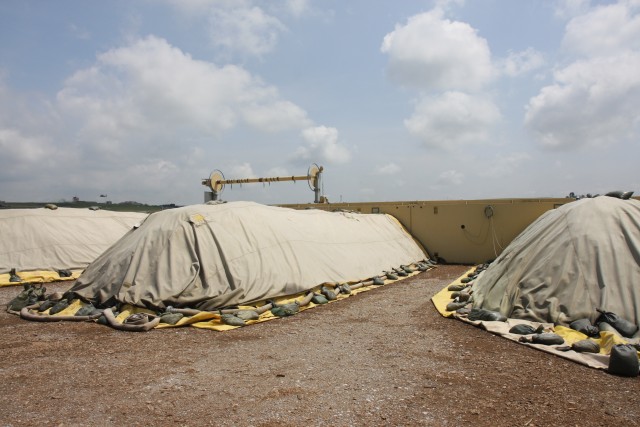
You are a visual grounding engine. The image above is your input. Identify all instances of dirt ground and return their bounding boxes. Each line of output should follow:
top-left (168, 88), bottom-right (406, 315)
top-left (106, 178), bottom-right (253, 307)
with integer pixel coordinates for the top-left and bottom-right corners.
top-left (1, 265), bottom-right (639, 427)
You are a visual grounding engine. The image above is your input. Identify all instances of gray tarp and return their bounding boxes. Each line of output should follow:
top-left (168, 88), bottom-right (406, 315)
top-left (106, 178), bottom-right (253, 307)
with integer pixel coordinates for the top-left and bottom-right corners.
top-left (472, 197), bottom-right (640, 325)
top-left (70, 201), bottom-right (427, 310)
top-left (0, 208), bottom-right (148, 274)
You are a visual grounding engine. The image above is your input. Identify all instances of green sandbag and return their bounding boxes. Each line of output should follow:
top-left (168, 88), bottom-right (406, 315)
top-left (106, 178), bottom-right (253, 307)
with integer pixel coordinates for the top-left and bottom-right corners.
top-left (339, 284), bottom-right (352, 294)
top-left (271, 303), bottom-right (299, 317)
top-left (221, 313), bottom-right (246, 326)
top-left (160, 312), bottom-right (184, 325)
top-left (571, 339), bottom-right (600, 353)
top-left (311, 294), bottom-right (329, 305)
top-left (447, 284), bottom-right (466, 292)
top-left (446, 302), bottom-right (468, 312)
top-left (37, 300), bottom-right (57, 312)
top-left (596, 309), bottom-right (639, 338)
top-left (74, 304), bottom-right (96, 317)
top-left (7, 283), bottom-right (46, 311)
top-left (372, 277), bottom-right (385, 285)
top-left (395, 269), bottom-right (408, 277)
top-left (509, 324), bottom-right (536, 335)
top-left (457, 291), bottom-right (471, 302)
top-left (530, 333), bottom-right (564, 345)
top-left (569, 318), bottom-right (599, 337)
top-left (321, 287), bottom-right (337, 301)
top-left (608, 344), bottom-right (639, 377)
top-left (49, 300), bottom-right (70, 315)
top-left (468, 308), bottom-right (507, 322)
top-left (235, 310), bottom-right (260, 321)
top-left (385, 273), bottom-right (398, 280)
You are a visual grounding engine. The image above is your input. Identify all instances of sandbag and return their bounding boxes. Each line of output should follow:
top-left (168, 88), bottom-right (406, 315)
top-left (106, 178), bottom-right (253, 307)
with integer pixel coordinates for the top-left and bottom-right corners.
top-left (448, 284), bottom-right (467, 292)
top-left (531, 333), bottom-right (564, 345)
top-left (596, 309), bottom-right (639, 338)
top-left (569, 318), bottom-right (599, 337)
top-left (311, 294), bottom-right (329, 305)
top-left (571, 339), bottom-right (600, 353)
top-left (446, 302), bottom-right (468, 312)
top-left (608, 344), bottom-right (639, 377)
top-left (509, 324), bottom-right (538, 335)
top-left (519, 333), bottom-right (564, 345)
top-left (468, 308), bottom-right (507, 322)
top-left (235, 310), bottom-right (260, 321)
top-left (271, 303), bottom-right (299, 317)
top-left (160, 312), bottom-right (184, 325)
top-left (221, 313), bottom-right (246, 326)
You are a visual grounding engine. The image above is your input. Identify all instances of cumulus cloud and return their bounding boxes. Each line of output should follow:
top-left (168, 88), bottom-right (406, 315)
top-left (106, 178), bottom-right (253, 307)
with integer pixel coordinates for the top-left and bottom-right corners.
top-left (477, 152), bottom-right (532, 178)
top-left (381, 9), bottom-right (493, 91)
top-left (57, 36), bottom-right (310, 141)
top-left (554, 0), bottom-right (592, 20)
top-left (207, 4), bottom-right (286, 57)
top-left (525, 53), bottom-right (640, 149)
top-left (435, 169), bottom-right (464, 186)
top-left (562, 1), bottom-right (640, 56)
top-left (499, 48), bottom-right (545, 77)
top-left (230, 162), bottom-right (256, 178)
top-left (285, 0), bottom-right (310, 17)
top-left (526, 2), bottom-right (640, 150)
top-left (377, 163), bottom-right (400, 175)
top-left (405, 92), bottom-right (501, 149)
top-left (0, 128), bottom-right (55, 178)
top-left (293, 126), bottom-right (350, 164)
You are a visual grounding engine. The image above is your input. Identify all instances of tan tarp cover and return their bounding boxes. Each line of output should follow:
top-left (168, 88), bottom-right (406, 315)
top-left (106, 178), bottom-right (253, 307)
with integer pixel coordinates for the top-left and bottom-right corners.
top-left (472, 197), bottom-right (640, 326)
top-left (0, 208), bottom-right (148, 277)
top-left (70, 201), bottom-right (426, 310)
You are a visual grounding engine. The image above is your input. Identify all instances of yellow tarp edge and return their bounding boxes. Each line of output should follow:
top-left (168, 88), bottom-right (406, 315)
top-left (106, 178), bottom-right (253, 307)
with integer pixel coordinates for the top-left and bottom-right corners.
top-left (0, 269), bottom-right (83, 287)
top-left (431, 267), bottom-right (476, 317)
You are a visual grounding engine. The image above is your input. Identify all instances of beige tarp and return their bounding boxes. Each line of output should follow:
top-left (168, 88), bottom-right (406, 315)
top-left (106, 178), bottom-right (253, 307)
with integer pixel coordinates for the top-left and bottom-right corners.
top-left (70, 201), bottom-right (427, 310)
top-left (0, 208), bottom-right (148, 276)
top-left (472, 197), bottom-right (640, 326)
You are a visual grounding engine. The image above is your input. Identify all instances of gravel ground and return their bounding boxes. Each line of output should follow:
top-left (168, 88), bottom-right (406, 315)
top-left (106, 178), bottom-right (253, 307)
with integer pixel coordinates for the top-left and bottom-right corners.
top-left (1, 265), bottom-right (639, 427)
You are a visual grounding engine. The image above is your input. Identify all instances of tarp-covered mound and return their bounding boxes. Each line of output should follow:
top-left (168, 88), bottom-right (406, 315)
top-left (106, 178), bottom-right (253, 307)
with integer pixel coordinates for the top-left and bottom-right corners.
top-left (69, 201), bottom-right (427, 310)
top-left (0, 208), bottom-right (148, 286)
top-left (472, 196), bottom-right (640, 326)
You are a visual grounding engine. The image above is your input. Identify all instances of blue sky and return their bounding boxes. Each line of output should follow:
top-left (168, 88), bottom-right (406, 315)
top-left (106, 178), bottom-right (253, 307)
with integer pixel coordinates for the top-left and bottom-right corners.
top-left (1, 0), bottom-right (638, 205)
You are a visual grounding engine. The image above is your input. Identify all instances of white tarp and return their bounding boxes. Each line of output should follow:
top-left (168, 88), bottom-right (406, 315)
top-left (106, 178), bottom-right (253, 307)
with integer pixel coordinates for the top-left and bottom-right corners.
top-left (472, 197), bottom-right (640, 326)
top-left (70, 201), bottom-right (427, 310)
top-left (0, 208), bottom-right (148, 274)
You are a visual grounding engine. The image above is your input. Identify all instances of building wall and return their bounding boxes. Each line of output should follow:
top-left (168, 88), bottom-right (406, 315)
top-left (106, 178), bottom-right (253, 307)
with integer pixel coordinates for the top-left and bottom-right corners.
top-left (281, 198), bottom-right (570, 264)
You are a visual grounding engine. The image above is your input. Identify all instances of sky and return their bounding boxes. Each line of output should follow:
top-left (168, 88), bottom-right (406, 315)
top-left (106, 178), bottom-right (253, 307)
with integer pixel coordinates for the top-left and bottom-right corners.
top-left (1, 0), bottom-right (639, 206)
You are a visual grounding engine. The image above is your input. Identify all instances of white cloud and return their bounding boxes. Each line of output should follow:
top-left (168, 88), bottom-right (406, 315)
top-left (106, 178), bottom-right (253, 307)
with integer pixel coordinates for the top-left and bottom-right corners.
top-left (477, 152), bottom-right (532, 178)
top-left (57, 36), bottom-right (310, 139)
top-left (499, 48), bottom-right (545, 77)
top-left (0, 128), bottom-right (55, 178)
top-left (436, 169), bottom-right (464, 186)
top-left (286, 0), bottom-right (311, 17)
top-left (562, 1), bottom-right (640, 57)
top-left (525, 52), bottom-right (640, 149)
top-left (242, 99), bottom-right (311, 132)
top-left (405, 91), bottom-right (501, 149)
top-left (526, 1), bottom-right (640, 150)
top-left (230, 162), bottom-right (256, 178)
top-left (554, 0), bottom-right (592, 20)
top-left (208, 4), bottom-right (286, 57)
top-left (377, 162), bottom-right (401, 175)
top-left (293, 126), bottom-right (350, 164)
top-left (381, 9), bottom-right (493, 91)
